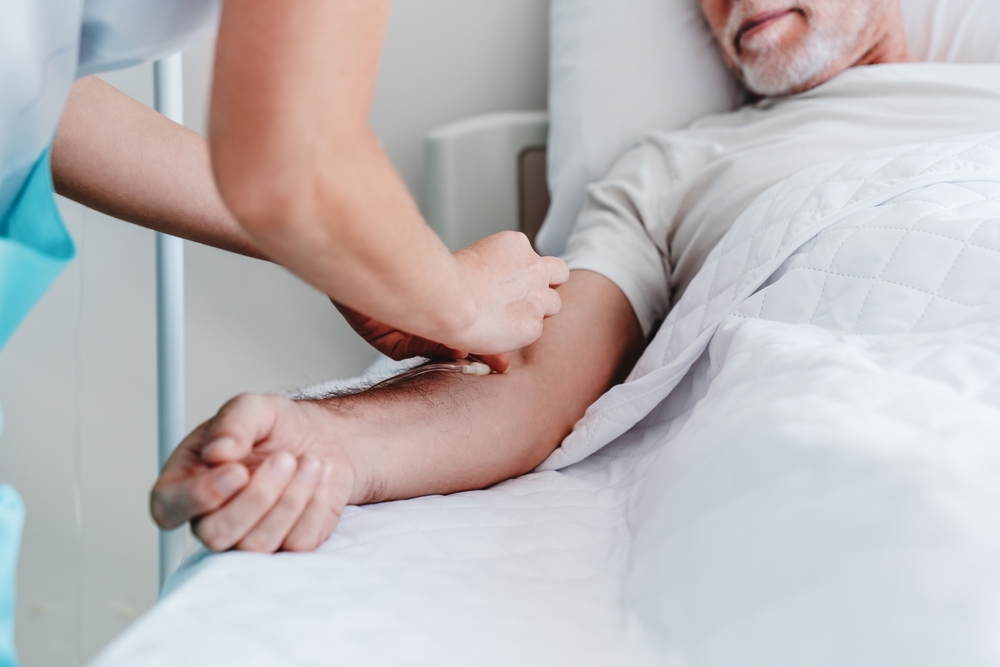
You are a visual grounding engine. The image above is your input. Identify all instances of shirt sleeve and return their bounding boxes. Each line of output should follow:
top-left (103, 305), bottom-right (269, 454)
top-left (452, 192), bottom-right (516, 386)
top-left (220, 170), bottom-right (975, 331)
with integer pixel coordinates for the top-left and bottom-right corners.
top-left (560, 142), bottom-right (672, 337)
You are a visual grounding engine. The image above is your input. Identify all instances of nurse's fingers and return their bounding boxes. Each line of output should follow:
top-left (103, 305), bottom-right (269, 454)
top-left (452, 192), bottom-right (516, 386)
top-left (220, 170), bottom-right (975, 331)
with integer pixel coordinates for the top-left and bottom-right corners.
top-left (374, 329), bottom-right (465, 364)
top-left (541, 255), bottom-right (570, 288)
top-left (151, 461), bottom-right (250, 530)
top-left (236, 457), bottom-right (322, 553)
top-left (541, 286), bottom-right (562, 318)
top-left (200, 393), bottom-right (284, 465)
top-left (470, 353), bottom-right (509, 374)
top-left (194, 451), bottom-right (297, 552)
top-left (282, 462), bottom-right (349, 552)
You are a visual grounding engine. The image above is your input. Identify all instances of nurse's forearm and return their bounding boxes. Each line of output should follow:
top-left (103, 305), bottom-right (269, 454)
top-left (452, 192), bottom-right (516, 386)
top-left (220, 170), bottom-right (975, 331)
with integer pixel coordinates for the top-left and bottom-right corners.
top-left (51, 76), bottom-right (265, 259)
top-left (209, 0), bottom-right (495, 349)
top-left (216, 131), bottom-right (479, 340)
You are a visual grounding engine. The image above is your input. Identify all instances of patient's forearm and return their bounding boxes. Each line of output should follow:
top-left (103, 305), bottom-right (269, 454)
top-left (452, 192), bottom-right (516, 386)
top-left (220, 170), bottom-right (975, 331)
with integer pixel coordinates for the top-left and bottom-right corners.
top-left (153, 271), bottom-right (642, 551)
top-left (51, 76), bottom-right (264, 259)
top-left (318, 270), bottom-right (643, 504)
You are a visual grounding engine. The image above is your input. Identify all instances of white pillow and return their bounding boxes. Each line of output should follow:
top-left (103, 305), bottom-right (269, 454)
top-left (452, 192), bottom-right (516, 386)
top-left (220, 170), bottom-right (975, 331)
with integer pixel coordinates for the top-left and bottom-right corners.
top-left (538, 0), bottom-right (1000, 257)
top-left (537, 0), bottom-right (741, 256)
top-left (904, 0), bottom-right (1000, 63)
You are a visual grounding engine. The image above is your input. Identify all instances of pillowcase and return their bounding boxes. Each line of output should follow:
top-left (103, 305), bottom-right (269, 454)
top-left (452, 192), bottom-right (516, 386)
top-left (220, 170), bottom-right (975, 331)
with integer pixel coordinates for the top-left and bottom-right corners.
top-left (904, 0), bottom-right (1000, 64)
top-left (538, 0), bottom-right (1000, 257)
top-left (537, 0), bottom-right (741, 255)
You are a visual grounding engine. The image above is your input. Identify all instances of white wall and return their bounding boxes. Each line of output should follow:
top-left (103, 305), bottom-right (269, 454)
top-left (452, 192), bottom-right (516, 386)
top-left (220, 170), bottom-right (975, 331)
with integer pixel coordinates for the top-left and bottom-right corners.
top-left (0, 1), bottom-right (548, 664)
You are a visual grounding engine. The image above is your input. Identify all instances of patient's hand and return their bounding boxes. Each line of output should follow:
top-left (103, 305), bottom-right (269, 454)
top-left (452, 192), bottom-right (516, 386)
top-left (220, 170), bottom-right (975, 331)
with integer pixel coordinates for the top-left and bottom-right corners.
top-left (151, 394), bottom-right (357, 553)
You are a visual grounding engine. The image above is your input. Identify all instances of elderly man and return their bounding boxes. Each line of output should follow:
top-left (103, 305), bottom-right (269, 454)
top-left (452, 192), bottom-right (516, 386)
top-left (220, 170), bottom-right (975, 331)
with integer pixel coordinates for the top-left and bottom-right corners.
top-left (151, 0), bottom-right (1000, 554)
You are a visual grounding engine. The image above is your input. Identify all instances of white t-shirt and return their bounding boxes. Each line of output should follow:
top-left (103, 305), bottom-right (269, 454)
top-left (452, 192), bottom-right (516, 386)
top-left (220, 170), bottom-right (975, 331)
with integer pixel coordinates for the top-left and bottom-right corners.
top-left (562, 63), bottom-right (1000, 336)
top-left (0, 0), bottom-right (218, 217)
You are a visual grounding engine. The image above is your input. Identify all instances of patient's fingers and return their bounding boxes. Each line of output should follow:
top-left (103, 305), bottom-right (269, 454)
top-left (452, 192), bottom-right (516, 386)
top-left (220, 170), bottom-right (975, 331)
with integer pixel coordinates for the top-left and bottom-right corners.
top-left (200, 393), bottom-right (284, 464)
top-left (194, 451), bottom-right (297, 551)
top-left (282, 462), bottom-right (349, 552)
top-left (151, 462), bottom-right (250, 530)
top-left (236, 457), bottom-right (322, 553)
top-left (150, 422), bottom-right (251, 529)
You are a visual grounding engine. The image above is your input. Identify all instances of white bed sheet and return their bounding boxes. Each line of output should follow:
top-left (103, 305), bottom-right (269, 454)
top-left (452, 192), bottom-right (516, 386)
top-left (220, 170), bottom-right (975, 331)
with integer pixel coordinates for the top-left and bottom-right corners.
top-left (93, 434), bottom-right (662, 666)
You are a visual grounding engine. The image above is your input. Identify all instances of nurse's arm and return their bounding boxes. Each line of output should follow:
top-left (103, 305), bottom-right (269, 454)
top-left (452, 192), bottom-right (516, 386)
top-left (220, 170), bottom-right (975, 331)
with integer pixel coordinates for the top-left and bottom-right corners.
top-left (209, 0), bottom-right (567, 357)
top-left (51, 77), bottom-right (498, 366)
top-left (51, 76), bottom-right (264, 259)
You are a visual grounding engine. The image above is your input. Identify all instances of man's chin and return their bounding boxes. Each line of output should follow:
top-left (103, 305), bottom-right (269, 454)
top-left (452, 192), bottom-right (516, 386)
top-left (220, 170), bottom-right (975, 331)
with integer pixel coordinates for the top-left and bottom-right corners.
top-left (743, 73), bottom-right (813, 97)
top-left (739, 59), bottom-right (838, 97)
top-left (737, 35), bottom-right (855, 98)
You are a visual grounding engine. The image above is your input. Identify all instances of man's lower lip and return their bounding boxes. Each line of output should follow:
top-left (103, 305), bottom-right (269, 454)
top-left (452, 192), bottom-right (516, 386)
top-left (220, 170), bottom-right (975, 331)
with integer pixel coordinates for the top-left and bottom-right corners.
top-left (735, 10), bottom-right (796, 51)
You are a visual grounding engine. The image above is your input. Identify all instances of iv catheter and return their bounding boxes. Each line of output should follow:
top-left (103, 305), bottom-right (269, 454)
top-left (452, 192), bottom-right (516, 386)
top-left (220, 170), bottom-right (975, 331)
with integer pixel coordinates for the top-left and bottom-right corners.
top-left (368, 360), bottom-right (492, 391)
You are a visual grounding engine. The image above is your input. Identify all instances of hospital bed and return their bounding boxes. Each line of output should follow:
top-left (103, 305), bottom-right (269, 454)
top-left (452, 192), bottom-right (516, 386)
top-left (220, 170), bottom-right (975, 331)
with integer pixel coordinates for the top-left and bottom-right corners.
top-left (95, 1), bottom-right (1000, 665)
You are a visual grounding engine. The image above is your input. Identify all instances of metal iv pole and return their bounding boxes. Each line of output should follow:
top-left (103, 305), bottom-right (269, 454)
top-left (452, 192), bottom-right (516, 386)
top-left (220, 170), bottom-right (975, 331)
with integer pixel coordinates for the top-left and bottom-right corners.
top-left (152, 52), bottom-right (187, 590)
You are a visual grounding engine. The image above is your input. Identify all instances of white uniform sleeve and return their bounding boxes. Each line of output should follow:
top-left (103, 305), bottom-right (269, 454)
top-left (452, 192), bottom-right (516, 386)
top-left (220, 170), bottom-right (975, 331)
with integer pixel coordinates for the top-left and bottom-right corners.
top-left (561, 142), bottom-right (672, 337)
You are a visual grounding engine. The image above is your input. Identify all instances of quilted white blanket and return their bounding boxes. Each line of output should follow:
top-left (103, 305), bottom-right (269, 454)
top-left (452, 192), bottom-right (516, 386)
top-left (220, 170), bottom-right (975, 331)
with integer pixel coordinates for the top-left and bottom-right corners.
top-left (93, 134), bottom-right (1000, 666)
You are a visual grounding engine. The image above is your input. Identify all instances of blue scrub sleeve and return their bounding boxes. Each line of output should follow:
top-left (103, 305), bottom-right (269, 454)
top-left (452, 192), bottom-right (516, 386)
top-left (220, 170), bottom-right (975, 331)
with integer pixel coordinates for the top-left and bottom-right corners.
top-left (0, 146), bottom-right (75, 352)
top-left (0, 485), bottom-right (23, 667)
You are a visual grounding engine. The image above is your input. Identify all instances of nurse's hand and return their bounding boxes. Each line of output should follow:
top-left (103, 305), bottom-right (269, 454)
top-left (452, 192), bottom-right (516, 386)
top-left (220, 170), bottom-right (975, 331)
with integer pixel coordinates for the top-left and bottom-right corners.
top-left (150, 394), bottom-right (356, 553)
top-left (335, 302), bottom-right (510, 373)
top-left (446, 232), bottom-right (570, 355)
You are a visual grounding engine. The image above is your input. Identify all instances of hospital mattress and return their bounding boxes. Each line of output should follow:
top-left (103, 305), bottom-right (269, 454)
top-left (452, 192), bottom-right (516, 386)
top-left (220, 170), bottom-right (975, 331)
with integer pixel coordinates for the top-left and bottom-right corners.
top-left (93, 134), bottom-right (1000, 666)
top-left (91, 436), bottom-right (662, 666)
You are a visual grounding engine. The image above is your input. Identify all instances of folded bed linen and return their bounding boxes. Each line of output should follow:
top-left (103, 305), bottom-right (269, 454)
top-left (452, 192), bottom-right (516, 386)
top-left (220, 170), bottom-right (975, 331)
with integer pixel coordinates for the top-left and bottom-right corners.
top-left (550, 131), bottom-right (1000, 665)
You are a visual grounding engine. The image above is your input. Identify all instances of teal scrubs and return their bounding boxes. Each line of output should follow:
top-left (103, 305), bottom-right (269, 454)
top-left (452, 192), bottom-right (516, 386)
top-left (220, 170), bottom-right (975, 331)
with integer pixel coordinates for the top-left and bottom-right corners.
top-left (0, 1), bottom-right (217, 662)
top-left (0, 148), bottom-right (76, 350)
top-left (0, 147), bottom-right (75, 667)
top-left (0, 489), bottom-right (23, 667)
